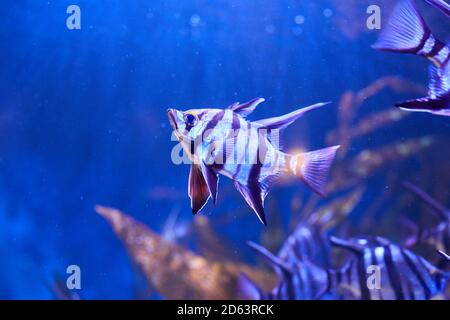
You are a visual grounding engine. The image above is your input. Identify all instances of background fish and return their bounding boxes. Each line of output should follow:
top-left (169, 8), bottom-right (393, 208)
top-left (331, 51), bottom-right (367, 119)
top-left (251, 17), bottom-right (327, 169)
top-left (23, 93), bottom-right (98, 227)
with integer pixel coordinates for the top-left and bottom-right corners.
top-left (168, 99), bottom-right (340, 224)
top-left (237, 241), bottom-right (329, 300)
top-left (373, 0), bottom-right (450, 116)
top-left (426, 0), bottom-right (450, 18)
top-left (329, 236), bottom-right (450, 300)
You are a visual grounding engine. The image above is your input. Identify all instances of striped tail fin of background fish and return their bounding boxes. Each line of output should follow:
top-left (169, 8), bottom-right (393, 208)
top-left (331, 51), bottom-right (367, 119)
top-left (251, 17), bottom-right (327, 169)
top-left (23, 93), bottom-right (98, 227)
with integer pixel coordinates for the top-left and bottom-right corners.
top-left (328, 236), bottom-right (450, 300)
top-left (402, 182), bottom-right (450, 260)
top-left (372, 0), bottom-right (450, 116)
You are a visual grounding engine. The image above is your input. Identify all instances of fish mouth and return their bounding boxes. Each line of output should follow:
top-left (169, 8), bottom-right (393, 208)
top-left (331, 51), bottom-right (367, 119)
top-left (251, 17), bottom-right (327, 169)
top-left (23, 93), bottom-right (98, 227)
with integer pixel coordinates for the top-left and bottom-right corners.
top-left (167, 109), bottom-right (178, 130)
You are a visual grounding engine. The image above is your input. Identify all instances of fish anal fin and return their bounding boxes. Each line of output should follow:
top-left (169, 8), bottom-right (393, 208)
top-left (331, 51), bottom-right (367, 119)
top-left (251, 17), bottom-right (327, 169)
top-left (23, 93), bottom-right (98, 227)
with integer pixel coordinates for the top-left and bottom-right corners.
top-left (234, 181), bottom-right (266, 225)
top-left (200, 162), bottom-right (219, 204)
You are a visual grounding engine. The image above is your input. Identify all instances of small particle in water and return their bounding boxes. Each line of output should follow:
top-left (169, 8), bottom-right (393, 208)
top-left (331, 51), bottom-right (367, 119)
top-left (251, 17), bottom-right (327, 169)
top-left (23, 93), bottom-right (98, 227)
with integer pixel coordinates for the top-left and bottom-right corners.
top-left (323, 8), bottom-right (333, 17)
top-left (292, 26), bottom-right (303, 36)
top-left (294, 15), bottom-right (305, 25)
top-left (190, 14), bottom-right (201, 27)
top-left (265, 24), bottom-right (275, 34)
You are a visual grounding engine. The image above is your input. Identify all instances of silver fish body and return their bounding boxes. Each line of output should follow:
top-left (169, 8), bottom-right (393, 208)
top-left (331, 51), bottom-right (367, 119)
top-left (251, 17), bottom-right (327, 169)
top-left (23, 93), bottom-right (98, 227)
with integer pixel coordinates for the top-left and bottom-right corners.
top-left (168, 98), bottom-right (340, 225)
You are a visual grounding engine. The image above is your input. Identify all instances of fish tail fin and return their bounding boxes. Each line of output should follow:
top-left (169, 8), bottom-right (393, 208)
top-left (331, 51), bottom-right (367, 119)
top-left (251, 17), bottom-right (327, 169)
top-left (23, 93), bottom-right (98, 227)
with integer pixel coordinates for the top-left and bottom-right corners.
top-left (372, 0), bottom-right (432, 57)
top-left (288, 146), bottom-right (340, 197)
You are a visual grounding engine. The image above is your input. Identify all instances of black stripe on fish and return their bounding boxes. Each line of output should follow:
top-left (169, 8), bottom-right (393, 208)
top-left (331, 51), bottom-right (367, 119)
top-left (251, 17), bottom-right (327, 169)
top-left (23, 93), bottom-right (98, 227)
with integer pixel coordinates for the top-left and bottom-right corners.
top-left (357, 252), bottom-right (371, 300)
top-left (401, 249), bottom-right (431, 299)
top-left (427, 40), bottom-right (446, 59)
top-left (232, 121), bottom-right (251, 181)
top-left (202, 110), bottom-right (225, 140)
top-left (383, 245), bottom-right (405, 300)
top-left (369, 247), bottom-right (382, 300)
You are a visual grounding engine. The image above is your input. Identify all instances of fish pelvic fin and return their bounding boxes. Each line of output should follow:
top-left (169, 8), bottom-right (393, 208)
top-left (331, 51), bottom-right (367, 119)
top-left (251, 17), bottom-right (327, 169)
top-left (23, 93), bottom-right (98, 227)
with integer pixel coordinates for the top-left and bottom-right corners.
top-left (287, 146), bottom-right (340, 197)
top-left (188, 165), bottom-right (211, 215)
top-left (372, 0), bottom-right (431, 55)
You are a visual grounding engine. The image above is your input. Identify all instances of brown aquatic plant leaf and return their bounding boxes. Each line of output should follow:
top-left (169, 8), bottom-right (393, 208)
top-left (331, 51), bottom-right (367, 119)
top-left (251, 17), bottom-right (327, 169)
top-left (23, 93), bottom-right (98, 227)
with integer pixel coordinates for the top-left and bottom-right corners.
top-left (96, 205), bottom-right (276, 300)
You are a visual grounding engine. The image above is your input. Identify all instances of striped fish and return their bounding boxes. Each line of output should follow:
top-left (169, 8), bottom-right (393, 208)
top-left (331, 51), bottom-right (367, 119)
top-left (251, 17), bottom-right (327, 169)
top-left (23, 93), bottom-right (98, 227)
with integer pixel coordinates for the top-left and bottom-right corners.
top-left (168, 98), bottom-right (340, 225)
top-left (403, 182), bottom-right (450, 257)
top-left (426, 0), bottom-right (450, 19)
top-left (372, 0), bottom-right (450, 116)
top-left (328, 236), bottom-right (450, 300)
top-left (237, 241), bottom-right (329, 300)
top-left (279, 188), bottom-right (364, 267)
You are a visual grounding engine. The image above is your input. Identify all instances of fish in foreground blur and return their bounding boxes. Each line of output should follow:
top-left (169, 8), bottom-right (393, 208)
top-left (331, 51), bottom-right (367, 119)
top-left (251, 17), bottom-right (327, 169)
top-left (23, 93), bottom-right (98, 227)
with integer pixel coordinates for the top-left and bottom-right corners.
top-left (329, 236), bottom-right (450, 300)
top-left (96, 205), bottom-right (276, 299)
top-left (426, 0), bottom-right (450, 18)
top-left (373, 0), bottom-right (450, 116)
top-left (167, 99), bottom-right (340, 225)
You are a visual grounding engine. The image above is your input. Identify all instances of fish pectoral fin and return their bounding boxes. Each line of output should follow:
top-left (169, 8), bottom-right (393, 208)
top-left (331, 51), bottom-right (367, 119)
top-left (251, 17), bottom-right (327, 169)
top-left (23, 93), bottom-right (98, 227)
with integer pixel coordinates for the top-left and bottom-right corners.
top-left (188, 165), bottom-right (211, 215)
top-left (200, 162), bottom-right (219, 204)
top-left (229, 97), bottom-right (265, 117)
top-left (255, 102), bottom-right (330, 130)
top-left (234, 181), bottom-right (267, 225)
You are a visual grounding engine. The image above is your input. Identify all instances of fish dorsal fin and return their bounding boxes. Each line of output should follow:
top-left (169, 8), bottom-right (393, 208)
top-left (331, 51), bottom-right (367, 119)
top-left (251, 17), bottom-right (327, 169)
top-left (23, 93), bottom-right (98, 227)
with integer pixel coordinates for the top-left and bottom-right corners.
top-left (329, 236), bottom-right (364, 255)
top-left (229, 98), bottom-right (265, 117)
top-left (234, 181), bottom-right (267, 225)
top-left (425, 0), bottom-right (450, 19)
top-left (236, 274), bottom-right (263, 300)
top-left (247, 241), bottom-right (293, 275)
top-left (403, 181), bottom-right (450, 221)
top-left (188, 165), bottom-right (211, 214)
top-left (255, 102), bottom-right (330, 130)
top-left (438, 250), bottom-right (450, 264)
top-left (200, 162), bottom-right (219, 204)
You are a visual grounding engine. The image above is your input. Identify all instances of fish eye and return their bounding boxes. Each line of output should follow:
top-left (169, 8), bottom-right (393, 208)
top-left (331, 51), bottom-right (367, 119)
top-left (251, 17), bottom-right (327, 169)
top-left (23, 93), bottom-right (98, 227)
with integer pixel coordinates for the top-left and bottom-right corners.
top-left (183, 112), bottom-right (198, 127)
